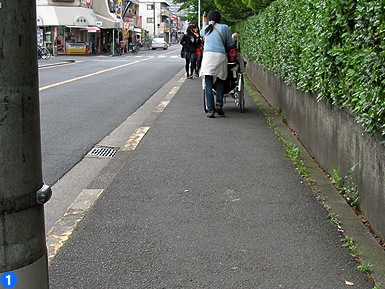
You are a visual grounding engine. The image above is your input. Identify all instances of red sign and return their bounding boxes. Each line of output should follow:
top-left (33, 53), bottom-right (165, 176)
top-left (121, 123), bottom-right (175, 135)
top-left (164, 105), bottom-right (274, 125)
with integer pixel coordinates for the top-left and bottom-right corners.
top-left (86, 0), bottom-right (92, 7)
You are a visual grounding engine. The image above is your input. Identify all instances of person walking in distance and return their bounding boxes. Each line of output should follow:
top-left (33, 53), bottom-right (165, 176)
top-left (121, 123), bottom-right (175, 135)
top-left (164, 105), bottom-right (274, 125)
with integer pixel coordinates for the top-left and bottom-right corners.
top-left (193, 25), bottom-right (203, 77)
top-left (200, 10), bottom-right (238, 118)
top-left (180, 25), bottom-right (202, 79)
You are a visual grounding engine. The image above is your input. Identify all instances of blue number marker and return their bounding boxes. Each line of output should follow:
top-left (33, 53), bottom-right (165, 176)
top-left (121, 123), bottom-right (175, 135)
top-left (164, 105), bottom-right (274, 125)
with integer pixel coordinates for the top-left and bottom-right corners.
top-left (1, 272), bottom-right (17, 288)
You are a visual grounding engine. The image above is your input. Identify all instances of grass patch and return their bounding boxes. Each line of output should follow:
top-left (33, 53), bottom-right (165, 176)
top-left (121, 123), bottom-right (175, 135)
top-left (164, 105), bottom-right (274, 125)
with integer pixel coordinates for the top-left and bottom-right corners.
top-left (331, 164), bottom-right (359, 209)
top-left (342, 236), bottom-right (362, 258)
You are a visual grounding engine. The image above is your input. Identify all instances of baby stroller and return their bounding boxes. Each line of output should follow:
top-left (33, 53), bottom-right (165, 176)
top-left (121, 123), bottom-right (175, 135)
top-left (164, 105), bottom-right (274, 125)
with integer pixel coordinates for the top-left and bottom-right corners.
top-left (202, 52), bottom-right (246, 113)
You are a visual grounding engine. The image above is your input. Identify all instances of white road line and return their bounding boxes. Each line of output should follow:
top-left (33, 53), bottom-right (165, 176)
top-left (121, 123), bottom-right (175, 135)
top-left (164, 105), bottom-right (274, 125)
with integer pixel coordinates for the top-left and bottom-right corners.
top-left (39, 57), bottom-right (152, 91)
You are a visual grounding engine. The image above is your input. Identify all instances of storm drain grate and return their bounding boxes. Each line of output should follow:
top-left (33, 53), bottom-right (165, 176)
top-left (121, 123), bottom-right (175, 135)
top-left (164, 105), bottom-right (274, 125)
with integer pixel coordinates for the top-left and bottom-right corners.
top-left (87, 147), bottom-right (117, 158)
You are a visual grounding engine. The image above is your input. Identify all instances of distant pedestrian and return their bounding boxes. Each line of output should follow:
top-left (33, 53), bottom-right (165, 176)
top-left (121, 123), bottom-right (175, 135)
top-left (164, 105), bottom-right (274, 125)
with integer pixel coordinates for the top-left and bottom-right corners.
top-left (180, 25), bottom-right (202, 79)
top-left (200, 10), bottom-right (238, 118)
top-left (193, 25), bottom-right (203, 77)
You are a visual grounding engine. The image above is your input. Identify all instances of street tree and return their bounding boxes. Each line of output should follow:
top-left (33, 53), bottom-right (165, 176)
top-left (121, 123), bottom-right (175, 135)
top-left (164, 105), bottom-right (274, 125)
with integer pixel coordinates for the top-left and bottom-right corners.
top-left (173, 0), bottom-right (216, 25)
top-left (214, 0), bottom-right (255, 24)
top-left (241, 0), bottom-right (276, 12)
top-left (172, 0), bottom-right (274, 25)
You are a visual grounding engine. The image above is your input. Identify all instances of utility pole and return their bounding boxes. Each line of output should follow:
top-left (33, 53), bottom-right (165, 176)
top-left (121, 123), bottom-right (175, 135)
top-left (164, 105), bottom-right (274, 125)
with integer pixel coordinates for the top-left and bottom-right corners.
top-left (153, 1), bottom-right (156, 37)
top-left (0, 1), bottom-right (51, 288)
top-left (198, 0), bottom-right (200, 28)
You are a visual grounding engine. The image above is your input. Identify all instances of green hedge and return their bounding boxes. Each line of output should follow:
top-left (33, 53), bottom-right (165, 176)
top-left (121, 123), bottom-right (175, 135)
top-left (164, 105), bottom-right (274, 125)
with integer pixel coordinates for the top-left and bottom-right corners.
top-left (237, 0), bottom-right (385, 140)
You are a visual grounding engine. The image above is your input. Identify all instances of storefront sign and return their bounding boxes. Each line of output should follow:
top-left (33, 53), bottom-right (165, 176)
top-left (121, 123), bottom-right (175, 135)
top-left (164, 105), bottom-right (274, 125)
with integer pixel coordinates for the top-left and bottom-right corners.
top-left (37, 29), bottom-right (43, 46)
top-left (37, 16), bottom-right (43, 26)
top-left (74, 16), bottom-right (89, 26)
top-left (115, 5), bottom-right (121, 19)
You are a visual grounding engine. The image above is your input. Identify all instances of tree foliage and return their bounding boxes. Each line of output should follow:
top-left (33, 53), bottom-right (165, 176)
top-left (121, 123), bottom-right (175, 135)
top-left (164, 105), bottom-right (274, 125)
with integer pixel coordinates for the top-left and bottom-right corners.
top-left (241, 0), bottom-right (275, 12)
top-left (171, 0), bottom-right (272, 25)
top-left (214, 0), bottom-right (255, 24)
top-left (172, 0), bottom-right (215, 25)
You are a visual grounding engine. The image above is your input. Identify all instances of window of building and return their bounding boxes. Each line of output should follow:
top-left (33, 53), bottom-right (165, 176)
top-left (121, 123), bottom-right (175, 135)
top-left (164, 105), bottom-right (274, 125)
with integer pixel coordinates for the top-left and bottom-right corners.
top-left (147, 4), bottom-right (154, 10)
top-left (147, 17), bottom-right (154, 23)
top-left (107, 0), bottom-right (119, 13)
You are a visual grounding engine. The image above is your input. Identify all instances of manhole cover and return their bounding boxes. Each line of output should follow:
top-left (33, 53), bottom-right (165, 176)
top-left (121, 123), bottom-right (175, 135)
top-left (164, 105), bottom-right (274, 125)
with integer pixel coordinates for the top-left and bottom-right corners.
top-left (87, 147), bottom-right (117, 158)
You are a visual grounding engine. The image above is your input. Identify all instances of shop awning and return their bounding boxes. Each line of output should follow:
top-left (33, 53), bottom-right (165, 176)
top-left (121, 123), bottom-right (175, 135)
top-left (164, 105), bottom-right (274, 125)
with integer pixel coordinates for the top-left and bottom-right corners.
top-left (36, 6), bottom-right (59, 26)
top-left (36, 5), bottom-right (98, 27)
top-left (95, 13), bottom-right (122, 29)
top-left (55, 6), bottom-right (98, 27)
top-left (84, 27), bottom-right (101, 33)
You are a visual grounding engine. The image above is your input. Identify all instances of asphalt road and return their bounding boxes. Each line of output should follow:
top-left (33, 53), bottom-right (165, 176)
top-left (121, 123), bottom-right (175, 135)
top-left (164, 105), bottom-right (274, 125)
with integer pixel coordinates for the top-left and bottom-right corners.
top-left (38, 46), bottom-right (182, 187)
top-left (39, 45), bottom-right (186, 233)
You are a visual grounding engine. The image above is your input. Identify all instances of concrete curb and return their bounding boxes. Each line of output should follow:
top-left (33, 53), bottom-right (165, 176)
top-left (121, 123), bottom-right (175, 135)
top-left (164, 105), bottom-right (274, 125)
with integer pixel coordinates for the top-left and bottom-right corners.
top-left (38, 59), bottom-right (75, 68)
top-left (45, 68), bottom-right (187, 264)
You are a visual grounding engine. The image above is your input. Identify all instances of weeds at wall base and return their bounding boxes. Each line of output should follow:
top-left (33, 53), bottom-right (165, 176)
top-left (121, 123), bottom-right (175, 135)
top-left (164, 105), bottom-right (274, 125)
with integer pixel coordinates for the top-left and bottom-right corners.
top-left (245, 78), bottom-right (382, 288)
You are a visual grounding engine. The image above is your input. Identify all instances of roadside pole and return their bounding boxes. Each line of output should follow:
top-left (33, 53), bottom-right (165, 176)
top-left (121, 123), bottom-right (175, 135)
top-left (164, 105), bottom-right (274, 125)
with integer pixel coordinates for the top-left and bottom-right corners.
top-left (0, 1), bottom-right (51, 288)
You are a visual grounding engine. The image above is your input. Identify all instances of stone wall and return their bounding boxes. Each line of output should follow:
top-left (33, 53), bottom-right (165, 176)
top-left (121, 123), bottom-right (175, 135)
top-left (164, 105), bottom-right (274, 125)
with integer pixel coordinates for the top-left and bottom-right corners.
top-left (246, 60), bottom-right (385, 241)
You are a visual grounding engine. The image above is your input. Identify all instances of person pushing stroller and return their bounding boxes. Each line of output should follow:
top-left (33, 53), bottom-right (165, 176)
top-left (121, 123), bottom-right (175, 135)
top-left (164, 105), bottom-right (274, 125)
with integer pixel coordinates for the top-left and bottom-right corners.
top-left (199, 10), bottom-right (239, 118)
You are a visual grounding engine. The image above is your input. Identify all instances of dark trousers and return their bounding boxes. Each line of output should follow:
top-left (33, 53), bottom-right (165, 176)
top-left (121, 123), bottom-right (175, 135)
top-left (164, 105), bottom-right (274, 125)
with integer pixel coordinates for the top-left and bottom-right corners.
top-left (196, 54), bottom-right (202, 73)
top-left (185, 56), bottom-right (196, 76)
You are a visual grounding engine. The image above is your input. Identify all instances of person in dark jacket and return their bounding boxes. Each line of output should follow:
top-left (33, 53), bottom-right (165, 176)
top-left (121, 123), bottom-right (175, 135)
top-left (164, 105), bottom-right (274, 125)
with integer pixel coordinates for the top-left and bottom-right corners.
top-left (180, 25), bottom-right (202, 79)
top-left (193, 25), bottom-right (203, 77)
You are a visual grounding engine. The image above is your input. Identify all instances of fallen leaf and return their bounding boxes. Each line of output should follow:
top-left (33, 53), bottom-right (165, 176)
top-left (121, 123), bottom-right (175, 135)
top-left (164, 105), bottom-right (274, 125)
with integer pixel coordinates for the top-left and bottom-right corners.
top-left (345, 280), bottom-right (355, 286)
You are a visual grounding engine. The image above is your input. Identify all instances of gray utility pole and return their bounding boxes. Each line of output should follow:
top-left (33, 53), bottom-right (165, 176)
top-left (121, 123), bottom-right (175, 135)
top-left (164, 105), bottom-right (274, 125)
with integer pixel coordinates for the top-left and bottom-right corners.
top-left (0, 1), bottom-right (51, 289)
top-left (153, 1), bottom-right (156, 38)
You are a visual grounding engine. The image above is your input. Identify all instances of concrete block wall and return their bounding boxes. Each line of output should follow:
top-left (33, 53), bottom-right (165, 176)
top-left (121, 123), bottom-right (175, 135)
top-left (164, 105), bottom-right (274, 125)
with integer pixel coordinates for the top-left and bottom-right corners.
top-left (246, 60), bottom-right (385, 242)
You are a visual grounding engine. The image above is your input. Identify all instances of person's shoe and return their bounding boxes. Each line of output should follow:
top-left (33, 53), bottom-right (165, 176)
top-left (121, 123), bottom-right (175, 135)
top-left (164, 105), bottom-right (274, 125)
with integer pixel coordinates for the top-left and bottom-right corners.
top-left (206, 111), bottom-right (215, 118)
top-left (195, 71), bottom-right (199, 77)
top-left (215, 105), bottom-right (225, 116)
top-left (188, 75), bottom-right (193, 79)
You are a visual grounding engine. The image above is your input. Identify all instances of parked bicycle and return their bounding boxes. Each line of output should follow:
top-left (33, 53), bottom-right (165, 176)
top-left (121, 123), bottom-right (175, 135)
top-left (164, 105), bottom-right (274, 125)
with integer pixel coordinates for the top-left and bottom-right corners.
top-left (115, 46), bottom-right (122, 56)
top-left (129, 43), bottom-right (141, 54)
top-left (37, 45), bottom-right (51, 60)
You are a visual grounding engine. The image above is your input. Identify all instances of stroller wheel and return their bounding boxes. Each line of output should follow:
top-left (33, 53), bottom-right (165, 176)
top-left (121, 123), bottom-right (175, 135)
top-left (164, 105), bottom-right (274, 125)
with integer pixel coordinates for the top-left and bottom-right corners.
top-left (239, 74), bottom-right (245, 113)
top-left (234, 91), bottom-right (240, 107)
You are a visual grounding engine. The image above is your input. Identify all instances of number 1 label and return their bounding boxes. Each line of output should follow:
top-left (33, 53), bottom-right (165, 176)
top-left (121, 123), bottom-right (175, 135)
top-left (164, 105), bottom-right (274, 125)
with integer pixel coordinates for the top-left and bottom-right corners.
top-left (1, 272), bottom-right (17, 288)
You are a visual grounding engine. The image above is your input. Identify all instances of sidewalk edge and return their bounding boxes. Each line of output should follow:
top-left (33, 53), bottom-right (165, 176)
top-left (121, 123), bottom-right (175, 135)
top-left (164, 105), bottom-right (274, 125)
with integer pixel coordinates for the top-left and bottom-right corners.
top-left (246, 76), bottom-right (385, 286)
top-left (46, 68), bottom-right (187, 264)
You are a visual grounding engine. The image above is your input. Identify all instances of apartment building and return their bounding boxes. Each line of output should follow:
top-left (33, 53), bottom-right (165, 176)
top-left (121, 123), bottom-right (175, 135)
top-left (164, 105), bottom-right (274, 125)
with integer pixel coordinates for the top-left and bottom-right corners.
top-left (137, 0), bottom-right (172, 41)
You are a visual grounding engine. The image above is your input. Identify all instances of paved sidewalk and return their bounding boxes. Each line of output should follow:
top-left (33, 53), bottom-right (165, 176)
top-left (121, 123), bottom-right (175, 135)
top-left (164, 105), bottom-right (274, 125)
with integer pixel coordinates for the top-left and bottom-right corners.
top-left (48, 70), bottom-right (377, 288)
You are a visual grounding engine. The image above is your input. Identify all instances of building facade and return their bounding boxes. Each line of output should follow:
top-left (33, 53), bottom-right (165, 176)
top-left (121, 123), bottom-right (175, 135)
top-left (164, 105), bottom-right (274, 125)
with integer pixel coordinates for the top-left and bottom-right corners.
top-left (168, 2), bottom-right (188, 41)
top-left (138, 0), bottom-right (172, 42)
top-left (36, 0), bottom-right (141, 55)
